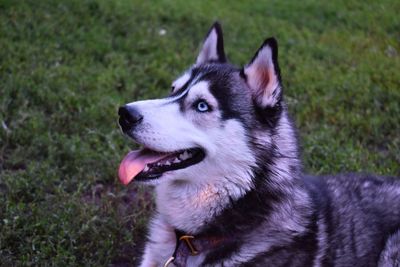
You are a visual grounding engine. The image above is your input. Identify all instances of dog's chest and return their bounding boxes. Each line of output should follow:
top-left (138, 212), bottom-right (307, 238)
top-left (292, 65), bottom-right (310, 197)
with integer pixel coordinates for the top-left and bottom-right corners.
top-left (156, 182), bottom-right (233, 232)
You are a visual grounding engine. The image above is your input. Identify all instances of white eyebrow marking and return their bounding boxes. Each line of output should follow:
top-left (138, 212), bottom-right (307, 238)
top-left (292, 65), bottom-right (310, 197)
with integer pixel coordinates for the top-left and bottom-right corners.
top-left (172, 72), bottom-right (191, 92)
top-left (167, 75), bottom-right (202, 103)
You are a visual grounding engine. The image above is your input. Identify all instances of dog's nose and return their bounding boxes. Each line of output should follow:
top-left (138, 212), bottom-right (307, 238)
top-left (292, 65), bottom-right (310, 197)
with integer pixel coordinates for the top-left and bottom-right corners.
top-left (118, 105), bottom-right (143, 133)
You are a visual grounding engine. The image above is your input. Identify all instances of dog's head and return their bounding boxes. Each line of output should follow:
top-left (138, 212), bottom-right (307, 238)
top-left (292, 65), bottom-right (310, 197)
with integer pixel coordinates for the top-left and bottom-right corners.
top-left (118, 22), bottom-right (292, 194)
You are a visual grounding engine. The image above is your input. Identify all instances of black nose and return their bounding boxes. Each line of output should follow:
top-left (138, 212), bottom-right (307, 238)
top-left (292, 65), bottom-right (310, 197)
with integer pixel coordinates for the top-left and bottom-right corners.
top-left (118, 105), bottom-right (143, 133)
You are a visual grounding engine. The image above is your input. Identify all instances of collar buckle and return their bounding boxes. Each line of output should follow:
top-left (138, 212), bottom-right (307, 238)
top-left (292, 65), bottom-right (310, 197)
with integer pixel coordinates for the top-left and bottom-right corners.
top-left (179, 235), bottom-right (199, 256)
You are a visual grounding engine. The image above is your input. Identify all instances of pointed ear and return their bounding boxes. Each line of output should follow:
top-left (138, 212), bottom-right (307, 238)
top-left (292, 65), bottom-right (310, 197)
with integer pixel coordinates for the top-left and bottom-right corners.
top-left (242, 37), bottom-right (282, 107)
top-left (196, 22), bottom-right (227, 65)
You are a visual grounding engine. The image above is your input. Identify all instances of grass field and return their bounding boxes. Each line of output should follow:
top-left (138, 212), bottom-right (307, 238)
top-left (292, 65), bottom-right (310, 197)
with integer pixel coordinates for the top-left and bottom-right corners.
top-left (0, 0), bottom-right (399, 265)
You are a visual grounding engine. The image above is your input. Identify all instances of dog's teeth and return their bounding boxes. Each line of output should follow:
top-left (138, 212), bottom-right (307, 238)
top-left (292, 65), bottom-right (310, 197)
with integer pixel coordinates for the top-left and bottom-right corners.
top-left (180, 151), bottom-right (190, 160)
top-left (144, 165), bottom-right (149, 172)
top-left (165, 160), bottom-right (171, 166)
top-left (173, 158), bottom-right (180, 163)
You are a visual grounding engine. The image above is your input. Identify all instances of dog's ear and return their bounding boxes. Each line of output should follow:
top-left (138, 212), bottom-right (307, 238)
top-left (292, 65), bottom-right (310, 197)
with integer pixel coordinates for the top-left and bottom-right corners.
top-left (242, 38), bottom-right (282, 107)
top-left (196, 22), bottom-right (227, 65)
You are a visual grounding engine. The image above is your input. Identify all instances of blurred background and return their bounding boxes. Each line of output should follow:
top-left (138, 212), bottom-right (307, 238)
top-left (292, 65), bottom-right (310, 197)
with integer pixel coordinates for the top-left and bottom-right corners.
top-left (0, 0), bottom-right (399, 265)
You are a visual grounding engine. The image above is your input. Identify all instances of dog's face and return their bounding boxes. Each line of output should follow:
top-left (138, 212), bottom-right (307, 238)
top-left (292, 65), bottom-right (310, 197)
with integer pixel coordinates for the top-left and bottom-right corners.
top-left (118, 23), bottom-right (282, 192)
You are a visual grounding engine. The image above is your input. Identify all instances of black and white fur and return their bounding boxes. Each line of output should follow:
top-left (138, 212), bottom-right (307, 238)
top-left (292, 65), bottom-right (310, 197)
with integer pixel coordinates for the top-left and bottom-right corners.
top-left (119, 22), bottom-right (400, 266)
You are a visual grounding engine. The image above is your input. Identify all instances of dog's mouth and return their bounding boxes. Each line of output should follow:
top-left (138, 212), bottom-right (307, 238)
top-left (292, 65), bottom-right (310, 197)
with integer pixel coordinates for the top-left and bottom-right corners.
top-left (118, 147), bottom-right (205, 185)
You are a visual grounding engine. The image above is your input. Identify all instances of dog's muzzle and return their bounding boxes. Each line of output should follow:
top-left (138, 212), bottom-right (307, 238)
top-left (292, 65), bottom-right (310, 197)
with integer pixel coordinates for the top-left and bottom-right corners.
top-left (118, 105), bottom-right (143, 133)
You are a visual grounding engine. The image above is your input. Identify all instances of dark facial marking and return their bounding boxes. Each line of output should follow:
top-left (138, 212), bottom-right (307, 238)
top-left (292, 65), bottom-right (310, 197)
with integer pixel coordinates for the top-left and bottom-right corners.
top-left (191, 64), bottom-right (251, 123)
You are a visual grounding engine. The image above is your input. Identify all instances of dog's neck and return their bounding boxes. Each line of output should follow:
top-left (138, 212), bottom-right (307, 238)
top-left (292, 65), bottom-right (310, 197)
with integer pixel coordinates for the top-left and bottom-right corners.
top-left (155, 178), bottom-right (248, 233)
top-left (155, 169), bottom-right (312, 238)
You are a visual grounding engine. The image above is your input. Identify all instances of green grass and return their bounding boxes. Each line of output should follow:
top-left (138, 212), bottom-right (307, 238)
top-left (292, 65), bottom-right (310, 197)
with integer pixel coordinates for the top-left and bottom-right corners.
top-left (0, 0), bottom-right (399, 265)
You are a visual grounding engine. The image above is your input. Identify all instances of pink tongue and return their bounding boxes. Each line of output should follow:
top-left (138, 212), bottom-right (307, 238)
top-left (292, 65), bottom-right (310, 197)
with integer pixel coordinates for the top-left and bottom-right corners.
top-left (118, 149), bottom-right (165, 185)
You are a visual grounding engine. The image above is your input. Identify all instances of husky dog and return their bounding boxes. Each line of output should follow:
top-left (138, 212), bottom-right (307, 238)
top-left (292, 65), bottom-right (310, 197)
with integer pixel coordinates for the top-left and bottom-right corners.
top-left (117, 22), bottom-right (400, 267)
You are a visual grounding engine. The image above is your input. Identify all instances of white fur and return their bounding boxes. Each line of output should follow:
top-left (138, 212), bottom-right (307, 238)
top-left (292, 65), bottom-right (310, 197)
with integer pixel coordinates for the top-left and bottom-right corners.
top-left (139, 215), bottom-right (175, 267)
top-left (172, 72), bottom-right (191, 92)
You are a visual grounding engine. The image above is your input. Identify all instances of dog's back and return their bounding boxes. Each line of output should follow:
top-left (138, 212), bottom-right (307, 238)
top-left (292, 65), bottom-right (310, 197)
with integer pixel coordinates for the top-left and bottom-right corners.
top-left (317, 173), bottom-right (400, 266)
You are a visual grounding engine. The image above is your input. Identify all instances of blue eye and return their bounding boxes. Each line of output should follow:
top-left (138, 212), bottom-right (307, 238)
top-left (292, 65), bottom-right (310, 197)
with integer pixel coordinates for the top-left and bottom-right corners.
top-left (196, 100), bottom-right (210, 112)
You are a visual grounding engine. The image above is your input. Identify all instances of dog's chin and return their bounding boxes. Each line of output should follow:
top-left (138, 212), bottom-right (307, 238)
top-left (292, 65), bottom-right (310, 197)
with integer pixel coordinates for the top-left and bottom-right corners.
top-left (136, 170), bottom-right (187, 186)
